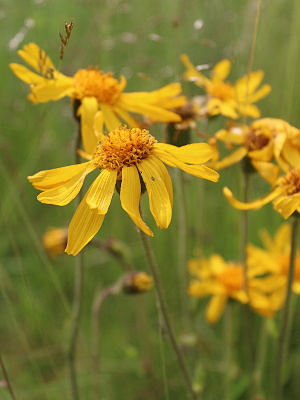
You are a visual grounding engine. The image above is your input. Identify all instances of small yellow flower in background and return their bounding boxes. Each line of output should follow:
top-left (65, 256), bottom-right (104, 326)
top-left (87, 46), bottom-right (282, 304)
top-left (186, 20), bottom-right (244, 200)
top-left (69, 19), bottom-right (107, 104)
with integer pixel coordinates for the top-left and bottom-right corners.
top-left (121, 271), bottom-right (154, 294)
top-left (188, 254), bottom-right (278, 323)
top-left (211, 118), bottom-right (300, 184)
top-left (28, 126), bottom-right (219, 256)
top-left (42, 227), bottom-right (68, 258)
top-left (247, 223), bottom-right (300, 310)
top-left (10, 43), bottom-right (186, 154)
top-left (224, 167), bottom-right (300, 219)
top-left (180, 54), bottom-right (271, 119)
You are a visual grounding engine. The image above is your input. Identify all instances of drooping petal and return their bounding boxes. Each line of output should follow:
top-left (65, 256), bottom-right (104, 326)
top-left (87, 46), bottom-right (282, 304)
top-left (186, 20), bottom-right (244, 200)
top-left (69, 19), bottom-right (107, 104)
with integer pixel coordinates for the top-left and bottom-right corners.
top-left (210, 147), bottom-right (248, 170)
top-left (37, 164), bottom-right (93, 206)
top-left (9, 64), bottom-right (46, 84)
top-left (101, 103), bottom-right (123, 131)
top-left (65, 189), bottom-right (105, 256)
top-left (120, 165), bottom-right (154, 236)
top-left (137, 158), bottom-right (172, 229)
top-left (154, 142), bottom-right (214, 164)
top-left (223, 186), bottom-right (283, 210)
top-left (28, 161), bottom-right (96, 190)
top-left (78, 97), bottom-right (99, 154)
top-left (86, 169), bottom-right (117, 214)
top-left (113, 106), bottom-right (140, 128)
top-left (206, 294), bottom-right (228, 323)
top-left (273, 193), bottom-right (300, 219)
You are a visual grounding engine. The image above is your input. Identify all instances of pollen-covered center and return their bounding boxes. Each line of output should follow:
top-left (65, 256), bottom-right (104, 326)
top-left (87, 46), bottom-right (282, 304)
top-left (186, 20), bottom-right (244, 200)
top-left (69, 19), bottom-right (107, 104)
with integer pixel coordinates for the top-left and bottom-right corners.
top-left (93, 127), bottom-right (157, 173)
top-left (208, 82), bottom-right (234, 100)
top-left (281, 168), bottom-right (300, 195)
top-left (218, 264), bottom-right (244, 292)
top-left (73, 67), bottom-right (123, 104)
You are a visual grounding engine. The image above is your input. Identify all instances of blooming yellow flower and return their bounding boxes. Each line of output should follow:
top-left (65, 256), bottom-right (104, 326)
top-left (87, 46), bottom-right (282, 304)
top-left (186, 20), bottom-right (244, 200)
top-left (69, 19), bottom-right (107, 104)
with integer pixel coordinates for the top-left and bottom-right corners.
top-left (10, 43), bottom-right (186, 154)
top-left (28, 126), bottom-right (219, 256)
top-left (211, 118), bottom-right (300, 184)
top-left (180, 54), bottom-right (271, 119)
top-left (42, 227), bottom-right (68, 258)
top-left (224, 167), bottom-right (300, 219)
top-left (247, 223), bottom-right (300, 309)
top-left (188, 254), bottom-right (278, 323)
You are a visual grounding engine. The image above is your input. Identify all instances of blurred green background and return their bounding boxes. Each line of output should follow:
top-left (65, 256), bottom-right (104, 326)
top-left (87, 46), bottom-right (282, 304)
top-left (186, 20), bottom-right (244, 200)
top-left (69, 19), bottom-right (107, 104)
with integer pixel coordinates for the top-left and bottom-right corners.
top-left (1, 0), bottom-right (300, 399)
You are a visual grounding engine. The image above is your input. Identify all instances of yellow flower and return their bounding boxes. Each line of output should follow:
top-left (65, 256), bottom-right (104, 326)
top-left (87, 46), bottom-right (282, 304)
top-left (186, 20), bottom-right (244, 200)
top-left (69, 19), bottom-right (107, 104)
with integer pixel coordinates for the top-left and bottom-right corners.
top-left (28, 126), bottom-right (219, 256)
top-left (10, 43), bottom-right (186, 154)
top-left (121, 271), bottom-right (154, 294)
top-left (247, 223), bottom-right (300, 309)
top-left (188, 254), bottom-right (277, 323)
top-left (224, 167), bottom-right (300, 219)
top-left (42, 227), bottom-right (68, 258)
top-left (211, 118), bottom-right (300, 184)
top-left (180, 54), bottom-right (271, 119)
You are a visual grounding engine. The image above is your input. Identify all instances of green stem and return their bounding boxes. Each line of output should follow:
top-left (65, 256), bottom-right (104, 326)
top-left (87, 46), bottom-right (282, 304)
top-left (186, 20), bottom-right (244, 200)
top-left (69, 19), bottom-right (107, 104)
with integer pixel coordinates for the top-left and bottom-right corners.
top-left (223, 303), bottom-right (234, 400)
top-left (0, 355), bottom-right (17, 400)
top-left (251, 318), bottom-right (269, 398)
top-left (273, 216), bottom-right (300, 400)
top-left (138, 229), bottom-right (199, 400)
top-left (67, 122), bottom-right (85, 400)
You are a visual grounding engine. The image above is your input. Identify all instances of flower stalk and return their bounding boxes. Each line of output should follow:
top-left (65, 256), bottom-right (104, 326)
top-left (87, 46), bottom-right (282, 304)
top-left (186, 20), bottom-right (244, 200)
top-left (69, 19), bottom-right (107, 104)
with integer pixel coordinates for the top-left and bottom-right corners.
top-left (139, 228), bottom-right (199, 400)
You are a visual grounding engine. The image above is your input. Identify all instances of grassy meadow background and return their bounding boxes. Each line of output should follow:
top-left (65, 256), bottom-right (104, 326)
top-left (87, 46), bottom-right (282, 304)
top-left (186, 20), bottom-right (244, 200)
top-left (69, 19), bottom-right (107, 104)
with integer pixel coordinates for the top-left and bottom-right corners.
top-left (1, 0), bottom-right (300, 399)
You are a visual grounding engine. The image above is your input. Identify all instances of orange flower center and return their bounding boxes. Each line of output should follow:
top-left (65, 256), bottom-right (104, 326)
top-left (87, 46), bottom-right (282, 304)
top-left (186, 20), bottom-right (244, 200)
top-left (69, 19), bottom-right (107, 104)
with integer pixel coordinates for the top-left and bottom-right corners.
top-left (280, 253), bottom-right (300, 280)
top-left (73, 67), bottom-right (123, 104)
top-left (218, 264), bottom-right (244, 292)
top-left (245, 128), bottom-right (270, 151)
top-left (93, 127), bottom-right (156, 173)
top-left (207, 81), bottom-right (234, 101)
top-left (281, 168), bottom-right (300, 195)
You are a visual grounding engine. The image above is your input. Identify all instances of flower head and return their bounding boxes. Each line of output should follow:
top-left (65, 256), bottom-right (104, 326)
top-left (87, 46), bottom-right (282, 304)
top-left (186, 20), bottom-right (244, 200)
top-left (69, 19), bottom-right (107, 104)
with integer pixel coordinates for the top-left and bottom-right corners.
top-left (247, 224), bottom-right (300, 308)
top-left (180, 54), bottom-right (271, 119)
top-left (211, 118), bottom-right (300, 183)
top-left (28, 126), bottom-right (219, 255)
top-left (188, 254), bottom-right (277, 323)
top-left (10, 43), bottom-right (186, 154)
top-left (224, 167), bottom-right (300, 219)
top-left (42, 227), bottom-right (68, 258)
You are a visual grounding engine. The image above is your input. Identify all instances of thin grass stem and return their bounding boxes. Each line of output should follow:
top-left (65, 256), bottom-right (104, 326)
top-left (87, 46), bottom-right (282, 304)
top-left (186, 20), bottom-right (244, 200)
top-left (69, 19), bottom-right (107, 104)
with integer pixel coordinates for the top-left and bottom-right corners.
top-left (0, 355), bottom-right (17, 400)
top-left (273, 215), bottom-right (300, 400)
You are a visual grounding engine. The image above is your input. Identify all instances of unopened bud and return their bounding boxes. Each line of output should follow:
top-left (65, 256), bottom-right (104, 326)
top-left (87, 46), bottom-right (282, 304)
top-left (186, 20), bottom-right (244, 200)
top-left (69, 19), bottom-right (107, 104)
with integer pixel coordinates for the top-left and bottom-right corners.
top-left (42, 227), bottom-right (68, 258)
top-left (121, 271), bottom-right (153, 294)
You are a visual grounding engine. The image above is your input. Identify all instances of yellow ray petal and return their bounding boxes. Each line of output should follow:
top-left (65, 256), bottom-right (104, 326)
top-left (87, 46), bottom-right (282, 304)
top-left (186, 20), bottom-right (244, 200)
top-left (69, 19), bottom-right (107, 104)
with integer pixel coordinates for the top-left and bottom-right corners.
top-left (155, 142), bottom-right (214, 164)
top-left (247, 84), bottom-right (271, 103)
top-left (137, 158), bottom-right (172, 229)
top-left (237, 104), bottom-right (261, 118)
top-left (118, 94), bottom-right (182, 122)
top-left (78, 97), bottom-right (99, 154)
top-left (28, 161), bottom-right (95, 190)
top-left (206, 294), bottom-right (228, 323)
top-left (30, 80), bottom-right (74, 103)
top-left (251, 161), bottom-right (280, 185)
top-left (37, 164), bottom-right (93, 206)
top-left (273, 193), bottom-right (300, 219)
top-left (148, 156), bottom-right (173, 206)
top-left (113, 106), bottom-right (140, 128)
top-left (223, 186), bottom-right (282, 210)
top-left (17, 42), bottom-right (55, 74)
top-left (215, 127), bottom-right (246, 145)
top-left (9, 64), bottom-right (46, 84)
top-left (65, 189), bottom-right (105, 256)
top-left (93, 110), bottom-right (105, 140)
top-left (234, 70), bottom-right (264, 97)
top-left (101, 103), bottom-right (122, 131)
top-left (120, 165), bottom-right (154, 236)
top-left (207, 98), bottom-right (238, 119)
top-left (180, 54), bottom-right (210, 87)
top-left (210, 147), bottom-right (248, 170)
top-left (86, 169), bottom-right (117, 214)
top-left (211, 59), bottom-right (231, 82)
top-left (188, 280), bottom-right (224, 297)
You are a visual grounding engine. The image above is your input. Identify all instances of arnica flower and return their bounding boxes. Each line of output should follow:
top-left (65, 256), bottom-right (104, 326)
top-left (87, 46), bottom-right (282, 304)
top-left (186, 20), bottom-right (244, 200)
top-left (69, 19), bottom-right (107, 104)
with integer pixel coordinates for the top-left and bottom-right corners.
top-left (224, 166), bottom-right (300, 219)
top-left (42, 227), bottom-right (68, 258)
top-left (180, 54), bottom-right (271, 119)
top-left (188, 254), bottom-right (277, 323)
top-left (10, 43), bottom-right (186, 154)
top-left (247, 223), bottom-right (300, 310)
top-left (211, 118), bottom-right (299, 184)
top-left (121, 271), bottom-right (154, 294)
top-left (28, 126), bottom-right (219, 256)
